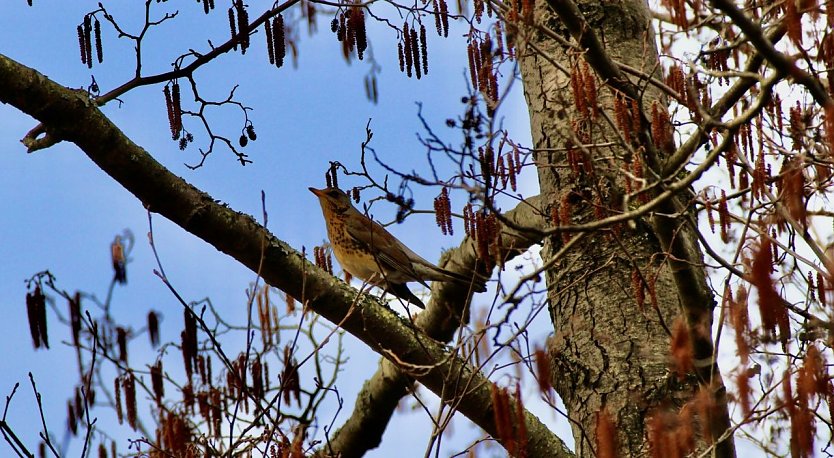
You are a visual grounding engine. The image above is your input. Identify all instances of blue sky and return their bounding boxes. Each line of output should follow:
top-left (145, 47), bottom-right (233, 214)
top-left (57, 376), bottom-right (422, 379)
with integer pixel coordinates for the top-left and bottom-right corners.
top-left (0, 1), bottom-right (562, 456)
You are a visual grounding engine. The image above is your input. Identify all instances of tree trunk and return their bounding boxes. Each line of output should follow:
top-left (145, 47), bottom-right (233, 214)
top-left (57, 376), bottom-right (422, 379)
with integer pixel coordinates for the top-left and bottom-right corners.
top-left (517, 0), bottom-right (735, 455)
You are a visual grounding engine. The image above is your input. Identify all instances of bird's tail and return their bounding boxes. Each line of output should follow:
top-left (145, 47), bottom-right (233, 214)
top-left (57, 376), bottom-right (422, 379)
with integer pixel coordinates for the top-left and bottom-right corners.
top-left (385, 283), bottom-right (426, 308)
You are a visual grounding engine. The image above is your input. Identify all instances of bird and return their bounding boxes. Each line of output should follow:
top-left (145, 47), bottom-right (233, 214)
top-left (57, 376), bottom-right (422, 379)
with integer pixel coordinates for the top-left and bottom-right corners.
top-left (309, 186), bottom-right (486, 308)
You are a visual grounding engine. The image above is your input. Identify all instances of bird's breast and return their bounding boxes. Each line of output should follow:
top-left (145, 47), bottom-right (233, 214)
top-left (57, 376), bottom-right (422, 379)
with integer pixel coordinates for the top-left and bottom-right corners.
top-left (325, 220), bottom-right (381, 284)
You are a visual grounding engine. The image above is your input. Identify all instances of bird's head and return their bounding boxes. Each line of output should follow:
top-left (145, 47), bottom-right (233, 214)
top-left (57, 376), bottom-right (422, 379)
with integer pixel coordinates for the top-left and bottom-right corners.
top-left (309, 187), bottom-right (354, 215)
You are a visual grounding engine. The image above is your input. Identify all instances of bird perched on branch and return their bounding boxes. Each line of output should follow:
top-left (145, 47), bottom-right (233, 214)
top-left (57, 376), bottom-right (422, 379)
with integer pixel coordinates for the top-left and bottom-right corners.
top-left (310, 187), bottom-right (486, 308)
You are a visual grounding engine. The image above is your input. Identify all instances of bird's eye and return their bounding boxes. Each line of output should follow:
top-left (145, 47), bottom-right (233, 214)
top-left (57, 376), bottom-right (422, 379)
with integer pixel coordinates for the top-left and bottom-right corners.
top-left (327, 190), bottom-right (340, 197)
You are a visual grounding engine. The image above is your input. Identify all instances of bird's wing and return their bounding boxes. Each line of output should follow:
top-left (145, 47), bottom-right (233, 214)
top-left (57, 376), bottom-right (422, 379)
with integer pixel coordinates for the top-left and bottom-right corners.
top-left (342, 209), bottom-right (428, 285)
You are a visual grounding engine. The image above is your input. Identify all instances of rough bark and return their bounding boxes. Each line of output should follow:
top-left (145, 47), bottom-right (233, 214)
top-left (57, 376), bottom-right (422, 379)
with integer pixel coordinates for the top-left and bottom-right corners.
top-left (517, 0), bottom-right (735, 455)
top-left (0, 53), bottom-right (571, 458)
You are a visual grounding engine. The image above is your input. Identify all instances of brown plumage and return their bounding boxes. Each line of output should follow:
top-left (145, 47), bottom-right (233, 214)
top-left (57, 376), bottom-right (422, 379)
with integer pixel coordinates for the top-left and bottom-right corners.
top-left (310, 187), bottom-right (485, 308)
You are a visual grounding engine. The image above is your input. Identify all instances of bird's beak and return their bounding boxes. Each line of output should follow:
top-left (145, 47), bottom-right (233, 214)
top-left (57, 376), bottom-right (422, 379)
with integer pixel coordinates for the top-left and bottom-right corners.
top-left (308, 187), bottom-right (325, 197)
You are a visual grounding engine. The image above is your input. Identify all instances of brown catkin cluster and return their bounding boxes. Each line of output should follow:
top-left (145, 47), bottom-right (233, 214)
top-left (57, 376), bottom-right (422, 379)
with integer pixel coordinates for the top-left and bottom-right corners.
top-left (725, 303), bottom-right (749, 411)
top-left (226, 354), bottom-right (251, 412)
top-left (496, 154), bottom-right (507, 189)
top-left (505, 152), bottom-right (517, 191)
top-left (475, 210), bottom-right (502, 271)
top-left (631, 267), bottom-right (645, 309)
top-left (570, 61), bottom-right (598, 119)
top-left (410, 26), bottom-right (420, 79)
top-left (155, 412), bottom-right (196, 457)
top-left (506, 0), bottom-right (534, 22)
top-left (777, 156), bottom-right (808, 227)
top-left (122, 372), bottom-right (138, 430)
top-left (69, 292), bottom-right (81, 347)
top-left (114, 377), bottom-right (123, 425)
top-left (650, 102), bottom-right (674, 154)
top-left (767, 93), bottom-right (785, 133)
top-left (789, 101), bottom-right (805, 151)
top-left (94, 18), bottom-right (103, 63)
top-left (67, 384), bottom-right (95, 436)
top-left (665, 64), bottom-right (707, 124)
top-left (77, 15), bottom-right (103, 68)
top-left (534, 348), bottom-right (551, 393)
top-left (336, 13), bottom-right (346, 42)
top-left (420, 24), bottom-right (429, 76)
top-left (670, 318), bottom-right (694, 379)
top-left (117, 327), bottom-right (128, 362)
top-left (25, 285), bottom-right (48, 349)
top-left (229, 1), bottom-right (250, 53)
top-left (566, 139), bottom-right (588, 179)
top-left (256, 287), bottom-right (276, 350)
top-left (467, 38), bottom-right (499, 114)
top-left (705, 38), bottom-right (731, 85)
top-left (717, 190), bottom-right (729, 242)
top-left (647, 391), bottom-right (700, 457)
top-left (325, 164), bottom-right (339, 189)
top-left (433, 187), bottom-right (453, 235)
top-left (727, 283), bottom-right (751, 364)
top-left (228, 7), bottom-right (237, 50)
top-left (495, 23), bottom-right (505, 59)
top-left (281, 346), bottom-right (301, 406)
top-left (273, 14), bottom-right (286, 68)
top-left (314, 246), bottom-right (334, 274)
top-left (403, 24), bottom-right (413, 77)
top-left (490, 384), bottom-right (528, 456)
top-left (704, 191), bottom-right (716, 233)
top-left (431, 0), bottom-right (450, 37)
top-left (251, 358), bottom-right (264, 399)
top-left (399, 22), bottom-right (427, 79)
top-left (596, 407), bottom-right (618, 458)
top-left (83, 16), bottom-right (93, 66)
top-left (613, 91), bottom-right (640, 144)
top-left (463, 205), bottom-right (500, 269)
top-left (786, 0), bottom-right (803, 45)
top-left (182, 308), bottom-right (198, 379)
top-left (660, 0), bottom-right (689, 28)
top-left (264, 19), bottom-right (275, 64)
top-left (479, 146), bottom-right (494, 186)
top-left (463, 203), bottom-right (476, 237)
top-left (349, 7), bottom-right (368, 59)
top-left (151, 360), bottom-right (165, 404)
top-left (148, 310), bottom-right (159, 348)
top-left (750, 238), bottom-right (790, 347)
top-left (332, 7), bottom-right (367, 60)
top-left (164, 81), bottom-right (183, 140)
top-left (199, 0), bottom-right (215, 14)
top-left (364, 74), bottom-right (379, 104)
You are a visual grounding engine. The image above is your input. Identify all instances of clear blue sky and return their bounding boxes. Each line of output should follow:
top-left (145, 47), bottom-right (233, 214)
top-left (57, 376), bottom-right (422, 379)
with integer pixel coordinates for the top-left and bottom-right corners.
top-left (0, 1), bottom-right (563, 456)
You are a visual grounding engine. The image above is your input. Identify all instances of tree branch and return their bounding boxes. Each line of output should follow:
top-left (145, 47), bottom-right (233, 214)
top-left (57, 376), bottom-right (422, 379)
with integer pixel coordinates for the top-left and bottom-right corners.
top-left (0, 53), bottom-right (570, 458)
top-left (707, 0), bottom-right (831, 108)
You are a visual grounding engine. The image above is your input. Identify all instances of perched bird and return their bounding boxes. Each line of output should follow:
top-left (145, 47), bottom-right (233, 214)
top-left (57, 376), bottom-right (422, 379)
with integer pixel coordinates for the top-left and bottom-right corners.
top-left (310, 187), bottom-right (486, 308)
top-left (111, 235), bottom-right (127, 284)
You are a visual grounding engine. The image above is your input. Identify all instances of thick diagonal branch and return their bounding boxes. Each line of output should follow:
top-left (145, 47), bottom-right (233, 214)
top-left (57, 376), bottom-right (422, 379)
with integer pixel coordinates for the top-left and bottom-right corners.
top-left (0, 53), bottom-right (570, 458)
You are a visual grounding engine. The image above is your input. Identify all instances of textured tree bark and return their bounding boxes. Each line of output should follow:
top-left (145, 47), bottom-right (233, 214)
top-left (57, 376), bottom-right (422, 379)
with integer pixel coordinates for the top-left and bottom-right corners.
top-left (517, 0), bottom-right (735, 455)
